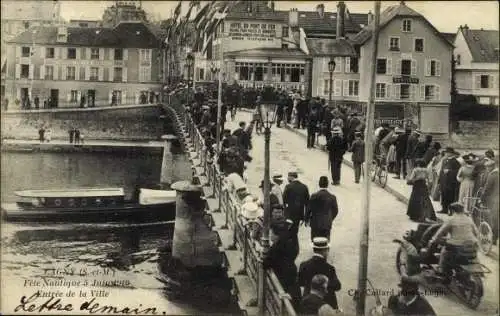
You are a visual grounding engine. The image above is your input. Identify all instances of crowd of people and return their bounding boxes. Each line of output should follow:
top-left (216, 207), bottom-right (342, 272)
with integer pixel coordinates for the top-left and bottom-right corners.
top-left (175, 81), bottom-right (464, 315)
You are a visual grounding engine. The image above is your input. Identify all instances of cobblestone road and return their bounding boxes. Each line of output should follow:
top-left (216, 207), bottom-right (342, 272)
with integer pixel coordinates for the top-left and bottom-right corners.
top-left (226, 111), bottom-right (498, 316)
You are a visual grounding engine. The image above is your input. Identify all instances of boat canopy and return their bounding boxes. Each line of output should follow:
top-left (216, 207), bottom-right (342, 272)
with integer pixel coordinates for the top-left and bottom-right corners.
top-left (139, 188), bottom-right (176, 205)
top-left (15, 188), bottom-right (125, 199)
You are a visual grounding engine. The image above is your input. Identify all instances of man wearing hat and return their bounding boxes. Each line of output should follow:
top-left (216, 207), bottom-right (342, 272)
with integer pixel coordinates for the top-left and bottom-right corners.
top-left (283, 171), bottom-right (310, 236)
top-left (387, 276), bottom-right (436, 315)
top-left (271, 174), bottom-right (284, 207)
top-left (305, 176), bottom-right (339, 241)
top-left (482, 156), bottom-right (499, 245)
top-left (438, 147), bottom-right (461, 214)
top-left (393, 126), bottom-right (409, 179)
top-left (406, 129), bottom-right (422, 173)
top-left (326, 126), bottom-right (348, 185)
top-left (298, 237), bottom-right (342, 310)
top-left (350, 131), bottom-right (365, 183)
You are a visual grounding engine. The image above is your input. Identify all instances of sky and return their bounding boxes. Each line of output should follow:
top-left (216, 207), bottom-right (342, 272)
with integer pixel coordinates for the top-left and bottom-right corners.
top-left (58, 1), bottom-right (499, 33)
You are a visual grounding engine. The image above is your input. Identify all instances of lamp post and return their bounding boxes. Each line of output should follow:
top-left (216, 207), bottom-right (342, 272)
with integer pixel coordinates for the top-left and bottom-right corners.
top-left (257, 100), bottom-right (277, 315)
top-left (328, 59), bottom-right (336, 106)
top-left (185, 53), bottom-right (194, 104)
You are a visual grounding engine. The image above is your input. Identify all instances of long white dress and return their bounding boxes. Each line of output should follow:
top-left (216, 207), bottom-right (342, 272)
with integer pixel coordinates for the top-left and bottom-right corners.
top-left (457, 164), bottom-right (475, 212)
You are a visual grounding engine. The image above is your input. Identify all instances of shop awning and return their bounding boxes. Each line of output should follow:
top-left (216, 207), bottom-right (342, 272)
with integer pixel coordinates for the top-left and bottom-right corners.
top-left (224, 47), bottom-right (307, 60)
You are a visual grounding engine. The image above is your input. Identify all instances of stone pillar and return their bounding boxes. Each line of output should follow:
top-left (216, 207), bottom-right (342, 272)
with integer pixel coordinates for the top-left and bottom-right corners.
top-left (160, 134), bottom-right (178, 186)
top-left (171, 180), bottom-right (221, 267)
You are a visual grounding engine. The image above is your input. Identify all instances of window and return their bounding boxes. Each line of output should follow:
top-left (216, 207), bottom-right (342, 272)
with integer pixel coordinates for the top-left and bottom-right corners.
top-left (401, 59), bottom-right (411, 75)
top-left (376, 83), bottom-right (386, 98)
top-left (348, 80), bottom-right (359, 96)
top-left (199, 68), bottom-right (204, 81)
top-left (349, 57), bottom-right (359, 73)
top-left (24, 22), bottom-right (30, 29)
top-left (79, 67), bottom-right (85, 80)
top-left (425, 85), bottom-right (439, 100)
top-left (389, 37), bottom-right (400, 51)
top-left (45, 65), bottom-right (53, 80)
top-left (90, 67), bottom-right (98, 81)
top-left (282, 26), bottom-right (289, 37)
top-left (430, 60), bottom-right (440, 76)
top-left (90, 48), bottom-right (99, 60)
top-left (400, 84), bottom-right (410, 99)
top-left (67, 66), bottom-right (76, 80)
top-left (140, 49), bottom-right (151, 65)
top-left (456, 54), bottom-right (461, 65)
top-left (376, 59), bottom-right (387, 74)
top-left (67, 48), bottom-right (76, 59)
top-left (281, 44), bottom-right (289, 49)
top-left (139, 67), bottom-right (151, 82)
top-left (113, 67), bottom-right (123, 82)
top-left (402, 19), bottom-right (412, 32)
top-left (46, 47), bottom-right (55, 58)
top-left (21, 47), bottom-right (31, 57)
top-left (70, 90), bottom-right (78, 103)
top-left (114, 49), bottom-right (123, 60)
top-left (414, 38), bottom-right (424, 52)
top-left (480, 75), bottom-right (489, 88)
top-left (21, 64), bottom-right (29, 78)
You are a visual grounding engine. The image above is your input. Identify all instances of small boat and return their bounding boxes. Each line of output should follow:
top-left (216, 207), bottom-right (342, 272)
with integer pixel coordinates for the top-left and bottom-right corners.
top-left (1, 187), bottom-right (177, 223)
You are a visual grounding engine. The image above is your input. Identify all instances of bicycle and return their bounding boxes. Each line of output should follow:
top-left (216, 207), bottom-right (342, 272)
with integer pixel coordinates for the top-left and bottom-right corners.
top-left (371, 155), bottom-right (388, 188)
top-left (463, 196), bottom-right (494, 255)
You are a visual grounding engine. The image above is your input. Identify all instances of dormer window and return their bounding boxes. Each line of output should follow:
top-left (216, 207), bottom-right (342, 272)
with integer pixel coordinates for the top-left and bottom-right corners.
top-left (456, 54), bottom-right (461, 65)
top-left (402, 19), bottom-right (412, 32)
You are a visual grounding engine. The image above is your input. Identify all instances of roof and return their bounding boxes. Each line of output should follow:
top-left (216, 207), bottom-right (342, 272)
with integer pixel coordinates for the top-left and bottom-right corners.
top-left (226, 1), bottom-right (287, 21)
top-left (296, 11), bottom-right (365, 35)
top-left (7, 21), bottom-right (160, 48)
top-left (440, 32), bottom-right (456, 45)
top-left (351, 3), bottom-right (453, 48)
top-left (461, 28), bottom-right (499, 63)
top-left (306, 38), bottom-right (357, 57)
top-left (225, 47), bottom-right (307, 58)
top-left (15, 188), bottom-right (125, 198)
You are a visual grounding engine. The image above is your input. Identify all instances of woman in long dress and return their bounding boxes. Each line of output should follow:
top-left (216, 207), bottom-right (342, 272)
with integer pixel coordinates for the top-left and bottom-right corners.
top-left (406, 159), bottom-right (437, 222)
top-left (457, 153), bottom-right (479, 213)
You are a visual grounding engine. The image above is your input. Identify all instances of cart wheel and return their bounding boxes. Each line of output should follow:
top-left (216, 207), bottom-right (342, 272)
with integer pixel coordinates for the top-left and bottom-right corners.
top-left (395, 246), bottom-right (408, 275)
top-left (478, 221), bottom-right (493, 255)
top-left (379, 165), bottom-right (388, 188)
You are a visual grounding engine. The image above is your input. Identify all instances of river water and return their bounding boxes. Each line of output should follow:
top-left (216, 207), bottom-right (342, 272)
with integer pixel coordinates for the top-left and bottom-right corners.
top-left (0, 147), bottom-right (208, 314)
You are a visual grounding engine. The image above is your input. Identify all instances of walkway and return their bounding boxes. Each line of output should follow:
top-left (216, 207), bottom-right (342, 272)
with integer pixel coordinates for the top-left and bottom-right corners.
top-left (1, 139), bottom-right (165, 148)
top-left (226, 111), bottom-right (498, 316)
top-left (2, 103), bottom-right (159, 114)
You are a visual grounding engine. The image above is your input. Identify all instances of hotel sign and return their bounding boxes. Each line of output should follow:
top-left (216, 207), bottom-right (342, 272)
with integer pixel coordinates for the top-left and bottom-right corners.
top-left (228, 22), bottom-right (276, 41)
top-left (392, 76), bottom-right (419, 84)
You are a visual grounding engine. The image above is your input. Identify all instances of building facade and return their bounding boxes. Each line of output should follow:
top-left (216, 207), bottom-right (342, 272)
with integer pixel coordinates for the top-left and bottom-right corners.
top-left (352, 2), bottom-right (454, 134)
top-left (4, 21), bottom-right (163, 108)
top-left (453, 26), bottom-right (499, 106)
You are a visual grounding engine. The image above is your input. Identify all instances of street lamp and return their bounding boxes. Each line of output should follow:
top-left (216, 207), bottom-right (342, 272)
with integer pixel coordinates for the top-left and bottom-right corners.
top-left (257, 101), bottom-right (277, 315)
top-left (328, 59), bottom-right (336, 106)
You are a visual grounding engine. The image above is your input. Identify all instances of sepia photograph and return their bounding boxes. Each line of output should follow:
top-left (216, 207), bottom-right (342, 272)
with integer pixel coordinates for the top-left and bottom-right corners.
top-left (1, 1), bottom-right (498, 315)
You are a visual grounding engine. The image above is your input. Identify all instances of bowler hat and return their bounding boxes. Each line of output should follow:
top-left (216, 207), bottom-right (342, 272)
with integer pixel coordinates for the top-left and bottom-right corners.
top-left (312, 237), bottom-right (330, 249)
top-left (288, 171), bottom-right (298, 178)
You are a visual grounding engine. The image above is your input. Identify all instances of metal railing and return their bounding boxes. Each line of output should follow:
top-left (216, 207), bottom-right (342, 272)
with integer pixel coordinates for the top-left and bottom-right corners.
top-left (168, 91), bottom-right (297, 316)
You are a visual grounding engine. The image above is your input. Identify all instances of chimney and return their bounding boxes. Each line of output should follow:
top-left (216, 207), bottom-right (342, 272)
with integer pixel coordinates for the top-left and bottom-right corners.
top-left (367, 10), bottom-right (373, 25)
top-left (336, 1), bottom-right (346, 39)
top-left (316, 4), bottom-right (325, 18)
top-left (289, 8), bottom-right (298, 28)
top-left (463, 24), bottom-right (469, 30)
top-left (56, 25), bottom-right (68, 43)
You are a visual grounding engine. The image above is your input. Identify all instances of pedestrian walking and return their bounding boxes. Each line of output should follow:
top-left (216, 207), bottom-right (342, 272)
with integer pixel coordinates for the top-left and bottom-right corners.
top-left (45, 128), bottom-right (52, 143)
top-left (350, 131), bottom-right (365, 183)
top-left (38, 126), bottom-right (45, 143)
top-left (299, 274), bottom-right (339, 315)
top-left (283, 171), bottom-right (310, 236)
top-left (305, 176), bottom-right (339, 241)
top-left (298, 237), bottom-right (342, 311)
top-left (34, 96), bottom-right (39, 109)
top-left (406, 159), bottom-right (437, 222)
top-left (387, 276), bottom-right (436, 316)
top-left (69, 128), bottom-right (74, 144)
top-left (74, 129), bottom-right (81, 144)
top-left (438, 147), bottom-right (461, 214)
top-left (406, 129), bottom-right (421, 173)
top-left (394, 127), bottom-right (410, 179)
top-left (457, 153), bottom-right (479, 213)
top-left (307, 105), bottom-right (321, 148)
top-left (326, 127), bottom-right (347, 185)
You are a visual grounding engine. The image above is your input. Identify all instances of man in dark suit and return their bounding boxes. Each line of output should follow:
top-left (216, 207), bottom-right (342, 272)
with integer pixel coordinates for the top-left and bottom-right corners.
top-left (299, 274), bottom-right (338, 315)
top-left (438, 147), bottom-right (461, 214)
top-left (326, 127), bottom-right (348, 185)
top-left (298, 237), bottom-right (341, 310)
top-left (394, 127), bottom-right (410, 179)
top-left (406, 129), bottom-right (421, 173)
top-left (283, 172), bottom-right (310, 236)
top-left (305, 176), bottom-right (339, 241)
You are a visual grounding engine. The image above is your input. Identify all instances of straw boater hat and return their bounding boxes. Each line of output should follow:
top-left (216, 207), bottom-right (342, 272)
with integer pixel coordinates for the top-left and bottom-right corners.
top-left (272, 174), bottom-right (283, 183)
top-left (241, 201), bottom-right (262, 220)
top-left (312, 237), bottom-right (330, 249)
top-left (395, 127), bottom-right (405, 134)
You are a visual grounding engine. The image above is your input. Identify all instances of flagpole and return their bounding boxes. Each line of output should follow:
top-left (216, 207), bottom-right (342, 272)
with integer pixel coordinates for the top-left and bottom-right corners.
top-left (356, 1), bottom-right (380, 315)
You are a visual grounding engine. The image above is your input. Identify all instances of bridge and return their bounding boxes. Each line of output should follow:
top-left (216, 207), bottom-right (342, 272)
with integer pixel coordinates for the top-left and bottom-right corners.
top-left (165, 93), bottom-right (498, 316)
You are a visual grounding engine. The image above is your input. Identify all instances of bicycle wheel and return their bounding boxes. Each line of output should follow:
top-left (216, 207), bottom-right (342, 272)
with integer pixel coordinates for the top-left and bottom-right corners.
top-left (478, 221), bottom-right (493, 254)
top-left (379, 165), bottom-right (388, 188)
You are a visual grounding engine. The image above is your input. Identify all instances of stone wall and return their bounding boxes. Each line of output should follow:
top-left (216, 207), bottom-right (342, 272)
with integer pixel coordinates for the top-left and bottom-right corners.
top-left (1, 106), bottom-right (166, 140)
top-left (450, 121), bottom-right (499, 149)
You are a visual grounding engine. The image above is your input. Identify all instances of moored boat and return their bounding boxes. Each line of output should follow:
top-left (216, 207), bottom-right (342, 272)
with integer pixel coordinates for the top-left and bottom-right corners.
top-left (1, 187), bottom-right (176, 223)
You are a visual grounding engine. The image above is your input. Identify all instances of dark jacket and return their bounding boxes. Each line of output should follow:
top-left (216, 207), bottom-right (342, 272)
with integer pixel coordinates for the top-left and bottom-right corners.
top-left (413, 140), bottom-right (430, 159)
top-left (283, 180), bottom-right (310, 222)
top-left (388, 294), bottom-right (436, 315)
top-left (326, 135), bottom-right (348, 161)
top-left (422, 147), bottom-right (438, 166)
top-left (350, 139), bottom-right (365, 163)
top-left (232, 128), bottom-right (251, 151)
top-left (298, 255), bottom-right (341, 309)
top-left (305, 189), bottom-right (339, 233)
top-left (300, 292), bottom-right (329, 315)
top-left (406, 134), bottom-right (419, 159)
top-left (394, 133), bottom-right (409, 158)
top-left (439, 157), bottom-right (461, 192)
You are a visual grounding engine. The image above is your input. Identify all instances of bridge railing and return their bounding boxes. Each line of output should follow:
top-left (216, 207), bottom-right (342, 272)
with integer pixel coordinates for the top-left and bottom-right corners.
top-left (168, 91), bottom-right (297, 316)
